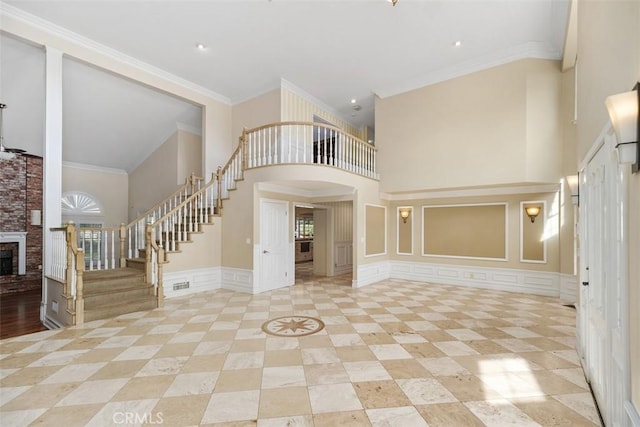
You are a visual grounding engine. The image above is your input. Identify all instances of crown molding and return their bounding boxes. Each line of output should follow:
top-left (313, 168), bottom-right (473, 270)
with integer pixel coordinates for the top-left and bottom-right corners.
top-left (1, 3), bottom-right (231, 105)
top-left (379, 183), bottom-right (560, 201)
top-left (375, 41), bottom-right (561, 99)
top-left (62, 161), bottom-right (127, 175)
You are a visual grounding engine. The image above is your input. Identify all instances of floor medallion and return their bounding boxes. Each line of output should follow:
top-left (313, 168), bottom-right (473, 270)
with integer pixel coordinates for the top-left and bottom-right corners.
top-left (261, 315), bottom-right (325, 337)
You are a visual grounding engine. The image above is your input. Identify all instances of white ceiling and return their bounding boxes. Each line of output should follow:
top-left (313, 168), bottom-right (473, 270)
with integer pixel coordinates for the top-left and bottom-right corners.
top-left (1, 0), bottom-right (569, 172)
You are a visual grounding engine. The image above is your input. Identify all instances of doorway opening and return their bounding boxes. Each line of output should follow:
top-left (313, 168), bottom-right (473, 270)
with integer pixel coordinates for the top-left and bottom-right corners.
top-left (294, 201), bottom-right (353, 286)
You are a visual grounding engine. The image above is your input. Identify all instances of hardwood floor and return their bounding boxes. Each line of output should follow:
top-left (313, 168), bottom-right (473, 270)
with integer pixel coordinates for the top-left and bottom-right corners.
top-left (0, 288), bottom-right (46, 339)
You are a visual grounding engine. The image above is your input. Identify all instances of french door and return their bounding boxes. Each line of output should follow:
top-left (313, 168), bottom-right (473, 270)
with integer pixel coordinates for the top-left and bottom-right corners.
top-left (579, 134), bottom-right (629, 426)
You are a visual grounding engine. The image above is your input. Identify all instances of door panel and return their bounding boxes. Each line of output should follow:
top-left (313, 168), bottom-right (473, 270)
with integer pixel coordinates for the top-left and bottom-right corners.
top-left (259, 199), bottom-right (291, 292)
top-left (580, 136), bottom-right (629, 426)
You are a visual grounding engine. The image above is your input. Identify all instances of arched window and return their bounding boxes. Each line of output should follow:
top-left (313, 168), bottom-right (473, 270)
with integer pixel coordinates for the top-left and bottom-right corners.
top-left (61, 192), bottom-right (103, 216)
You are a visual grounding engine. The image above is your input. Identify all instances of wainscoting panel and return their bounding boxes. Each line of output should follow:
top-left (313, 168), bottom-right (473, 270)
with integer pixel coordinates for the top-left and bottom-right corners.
top-left (560, 273), bottom-right (578, 303)
top-left (358, 261), bottom-right (575, 299)
top-left (221, 267), bottom-right (254, 294)
top-left (163, 267), bottom-right (222, 299)
top-left (354, 261), bottom-right (390, 288)
top-left (334, 241), bottom-right (353, 275)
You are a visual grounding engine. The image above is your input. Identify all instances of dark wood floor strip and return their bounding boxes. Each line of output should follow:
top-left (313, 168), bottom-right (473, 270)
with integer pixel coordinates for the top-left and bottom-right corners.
top-left (0, 288), bottom-right (47, 339)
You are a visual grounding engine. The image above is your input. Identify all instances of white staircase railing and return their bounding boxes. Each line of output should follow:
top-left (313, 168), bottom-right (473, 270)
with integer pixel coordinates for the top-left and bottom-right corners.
top-left (126, 174), bottom-right (204, 260)
top-left (153, 173), bottom-right (220, 253)
top-left (46, 223), bottom-right (85, 324)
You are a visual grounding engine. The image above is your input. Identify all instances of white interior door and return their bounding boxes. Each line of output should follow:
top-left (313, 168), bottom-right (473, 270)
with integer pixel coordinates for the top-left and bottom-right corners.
top-left (580, 135), bottom-right (630, 426)
top-left (584, 144), bottom-right (608, 419)
top-left (259, 199), bottom-right (291, 292)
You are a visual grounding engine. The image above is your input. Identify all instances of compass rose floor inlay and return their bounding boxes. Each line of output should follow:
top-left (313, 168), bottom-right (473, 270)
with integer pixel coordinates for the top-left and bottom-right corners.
top-left (262, 315), bottom-right (325, 337)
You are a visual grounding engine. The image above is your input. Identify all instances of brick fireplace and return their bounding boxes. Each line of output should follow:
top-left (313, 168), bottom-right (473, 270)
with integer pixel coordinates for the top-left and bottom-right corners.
top-left (0, 154), bottom-right (43, 294)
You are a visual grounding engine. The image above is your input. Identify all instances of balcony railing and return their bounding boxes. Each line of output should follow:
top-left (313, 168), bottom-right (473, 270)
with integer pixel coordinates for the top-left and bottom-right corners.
top-left (243, 121), bottom-right (378, 179)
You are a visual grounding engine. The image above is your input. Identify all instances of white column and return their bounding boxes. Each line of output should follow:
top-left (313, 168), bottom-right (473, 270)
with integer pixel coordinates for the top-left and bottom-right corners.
top-left (42, 46), bottom-right (63, 322)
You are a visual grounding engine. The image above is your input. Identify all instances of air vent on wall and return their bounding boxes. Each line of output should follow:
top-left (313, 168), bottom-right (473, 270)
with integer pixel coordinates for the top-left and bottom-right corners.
top-left (173, 281), bottom-right (190, 291)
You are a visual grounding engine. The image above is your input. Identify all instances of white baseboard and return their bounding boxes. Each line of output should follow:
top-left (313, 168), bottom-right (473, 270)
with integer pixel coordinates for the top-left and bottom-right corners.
top-left (354, 261), bottom-right (390, 288)
top-left (43, 315), bottom-right (64, 330)
top-left (625, 401), bottom-right (640, 427)
top-left (355, 260), bottom-right (571, 299)
top-left (334, 264), bottom-right (353, 275)
top-left (389, 261), bottom-right (563, 297)
top-left (559, 273), bottom-right (578, 303)
top-left (163, 267), bottom-right (221, 299)
top-left (221, 267), bottom-right (253, 294)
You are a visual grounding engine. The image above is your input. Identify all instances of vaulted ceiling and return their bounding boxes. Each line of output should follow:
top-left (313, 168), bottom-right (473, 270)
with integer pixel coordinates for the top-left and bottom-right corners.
top-left (1, 0), bottom-right (569, 171)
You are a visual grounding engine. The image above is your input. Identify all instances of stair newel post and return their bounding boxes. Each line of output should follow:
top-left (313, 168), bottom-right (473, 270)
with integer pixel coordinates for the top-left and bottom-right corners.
top-left (64, 221), bottom-right (76, 297)
top-left (241, 128), bottom-right (248, 171)
top-left (156, 245), bottom-right (165, 308)
top-left (216, 166), bottom-right (223, 213)
top-left (190, 172), bottom-right (197, 196)
top-left (119, 223), bottom-right (126, 268)
top-left (145, 222), bottom-right (153, 286)
top-left (74, 249), bottom-right (85, 325)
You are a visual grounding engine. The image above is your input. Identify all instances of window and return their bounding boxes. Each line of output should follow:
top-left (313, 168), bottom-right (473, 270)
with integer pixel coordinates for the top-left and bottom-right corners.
top-left (295, 215), bottom-right (314, 239)
top-left (78, 223), bottom-right (103, 269)
top-left (61, 192), bottom-right (103, 215)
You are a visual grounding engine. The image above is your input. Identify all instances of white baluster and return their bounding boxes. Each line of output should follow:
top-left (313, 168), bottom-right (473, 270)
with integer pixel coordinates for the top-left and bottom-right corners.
top-left (288, 125), bottom-right (292, 163)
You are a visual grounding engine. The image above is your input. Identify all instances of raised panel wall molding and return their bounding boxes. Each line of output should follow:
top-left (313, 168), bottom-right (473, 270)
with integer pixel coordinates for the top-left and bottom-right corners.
top-left (356, 260), bottom-right (576, 301)
top-left (221, 267), bottom-right (254, 294)
top-left (354, 261), bottom-right (390, 288)
top-left (163, 267), bottom-right (222, 299)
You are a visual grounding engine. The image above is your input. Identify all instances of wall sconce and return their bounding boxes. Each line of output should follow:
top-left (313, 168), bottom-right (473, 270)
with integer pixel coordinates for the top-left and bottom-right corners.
top-left (525, 206), bottom-right (540, 223)
top-left (30, 210), bottom-right (42, 226)
top-left (605, 82), bottom-right (639, 173)
top-left (566, 174), bottom-right (579, 205)
top-left (399, 208), bottom-right (411, 223)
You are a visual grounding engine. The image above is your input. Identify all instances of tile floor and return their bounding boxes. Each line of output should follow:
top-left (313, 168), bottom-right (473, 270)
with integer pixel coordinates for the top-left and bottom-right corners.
top-left (0, 269), bottom-right (602, 426)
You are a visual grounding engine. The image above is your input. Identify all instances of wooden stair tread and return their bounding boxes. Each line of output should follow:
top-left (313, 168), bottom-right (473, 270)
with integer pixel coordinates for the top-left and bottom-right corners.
top-left (84, 268), bottom-right (145, 281)
top-left (84, 281), bottom-right (152, 296)
top-left (83, 295), bottom-right (157, 322)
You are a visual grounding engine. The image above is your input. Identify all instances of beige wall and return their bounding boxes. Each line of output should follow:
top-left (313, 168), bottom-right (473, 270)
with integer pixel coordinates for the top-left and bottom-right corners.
top-left (560, 69), bottom-right (579, 276)
top-left (232, 89), bottom-right (281, 145)
top-left (388, 192), bottom-right (560, 272)
top-left (365, 205), bottom-right (386, 256)
top-left (128, 131), bottom-right (179, 219)
top-left (62, 163), bottom-right (129, 227)
top-left (575, 0), bottom-right (640, 411)
top-left (128, 130), bottom-right (201, 220)
top-left (376, 59), bottom-right (564, 192)
top-left (525, 61), bottom-right (563, 183)
top-left (164, 220), bottom-right (222, 273)
top-left (423, 204), bottom-right (506, 259)
top-left (177, 130), bottom-right (203, 182)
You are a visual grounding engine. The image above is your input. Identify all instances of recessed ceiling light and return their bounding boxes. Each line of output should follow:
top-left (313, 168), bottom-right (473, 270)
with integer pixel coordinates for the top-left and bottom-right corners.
top-left (351, 99), bottom-right (357, 104)
top-left (196, 43), bottom-right (206, 50)
top-left (453, 40), bottom-right (462, 47)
